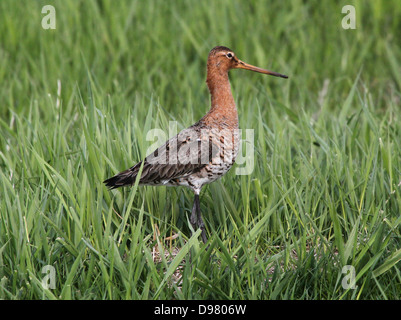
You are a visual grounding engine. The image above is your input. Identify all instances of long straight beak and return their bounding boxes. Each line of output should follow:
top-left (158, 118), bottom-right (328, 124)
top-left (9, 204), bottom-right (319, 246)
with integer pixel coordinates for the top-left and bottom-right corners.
top-left (235, 59), bottom-right (288, 79)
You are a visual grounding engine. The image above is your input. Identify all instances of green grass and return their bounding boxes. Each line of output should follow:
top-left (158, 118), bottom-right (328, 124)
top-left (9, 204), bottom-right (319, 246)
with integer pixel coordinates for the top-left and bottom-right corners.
top-left (1, 0), bottom-right (401, 299)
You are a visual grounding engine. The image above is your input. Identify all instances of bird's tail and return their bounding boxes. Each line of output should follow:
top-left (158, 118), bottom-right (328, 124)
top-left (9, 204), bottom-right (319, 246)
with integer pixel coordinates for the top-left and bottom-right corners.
top-left (103, 167), bottom-right (139, 189)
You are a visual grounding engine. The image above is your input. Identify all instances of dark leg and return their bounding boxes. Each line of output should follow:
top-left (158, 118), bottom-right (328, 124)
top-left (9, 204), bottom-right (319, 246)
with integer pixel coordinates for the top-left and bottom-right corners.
top-left (190, 194), bottom-right (199, 232)
top-left (197, 213), bottom-right (208, 244)
top-left (190, 193), bottom-right (208, 243)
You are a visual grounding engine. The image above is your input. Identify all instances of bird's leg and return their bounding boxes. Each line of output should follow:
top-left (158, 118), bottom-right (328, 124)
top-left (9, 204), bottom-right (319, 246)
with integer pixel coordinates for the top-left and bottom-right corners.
top-left (197, 213), bottom-right (208, 244)
top-left (190, 193), bottom-right (208, 243)
top-left (195, 195), bottom-right (208, 243)
top-left (190, 194), bottom-right (199, 232)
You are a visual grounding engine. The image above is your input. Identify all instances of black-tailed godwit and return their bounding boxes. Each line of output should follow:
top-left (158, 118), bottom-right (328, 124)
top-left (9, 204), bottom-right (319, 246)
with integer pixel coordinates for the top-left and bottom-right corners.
top-left (104, 46), bottom-right (288, 243)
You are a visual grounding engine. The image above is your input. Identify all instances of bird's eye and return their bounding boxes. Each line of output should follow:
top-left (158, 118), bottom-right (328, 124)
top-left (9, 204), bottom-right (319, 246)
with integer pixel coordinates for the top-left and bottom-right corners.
top-left (226, 53), bottom-right (233, 59)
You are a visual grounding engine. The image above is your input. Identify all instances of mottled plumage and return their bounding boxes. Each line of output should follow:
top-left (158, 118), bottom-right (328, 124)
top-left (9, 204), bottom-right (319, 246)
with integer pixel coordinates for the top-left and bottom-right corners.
top-left (104, 46), bottom-right (288, 243)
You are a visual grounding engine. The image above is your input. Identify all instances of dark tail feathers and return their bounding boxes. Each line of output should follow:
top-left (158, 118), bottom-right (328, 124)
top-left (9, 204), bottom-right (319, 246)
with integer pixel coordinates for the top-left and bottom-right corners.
top-left (103, 169), bottom-right (137, 189)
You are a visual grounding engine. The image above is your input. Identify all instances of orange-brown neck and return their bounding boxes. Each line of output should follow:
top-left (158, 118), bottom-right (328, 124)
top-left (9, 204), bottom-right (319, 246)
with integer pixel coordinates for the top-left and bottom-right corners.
top-left (204, 65), bottom-right (238, 129)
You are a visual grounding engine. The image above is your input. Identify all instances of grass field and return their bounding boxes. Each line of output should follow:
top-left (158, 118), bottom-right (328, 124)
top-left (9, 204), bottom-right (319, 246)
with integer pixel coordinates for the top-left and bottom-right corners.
top-left (1, 0), bottom-right (401, 300)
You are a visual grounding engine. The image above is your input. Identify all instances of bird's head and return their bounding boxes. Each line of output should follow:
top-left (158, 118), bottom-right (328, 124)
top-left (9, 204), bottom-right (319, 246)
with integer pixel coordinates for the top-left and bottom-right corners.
top-left (207, 46), bottom-right (288, 79)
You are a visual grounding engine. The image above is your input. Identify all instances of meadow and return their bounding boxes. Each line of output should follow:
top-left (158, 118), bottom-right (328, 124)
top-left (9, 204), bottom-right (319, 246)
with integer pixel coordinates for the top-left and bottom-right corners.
top-left (1, 0), bottom-right (401, 299)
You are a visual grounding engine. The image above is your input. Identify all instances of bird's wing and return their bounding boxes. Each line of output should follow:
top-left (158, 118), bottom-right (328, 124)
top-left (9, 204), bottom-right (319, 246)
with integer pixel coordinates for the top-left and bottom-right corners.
top-left (139, 127), bottom-right (218, 183)
top-left (103, 124), bottom-right (239, 189)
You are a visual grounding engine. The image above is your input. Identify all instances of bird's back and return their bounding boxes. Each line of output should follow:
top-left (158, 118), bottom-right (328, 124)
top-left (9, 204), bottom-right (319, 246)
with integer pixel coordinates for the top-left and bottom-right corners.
top-left (104, 119), bottom-right (240, 192)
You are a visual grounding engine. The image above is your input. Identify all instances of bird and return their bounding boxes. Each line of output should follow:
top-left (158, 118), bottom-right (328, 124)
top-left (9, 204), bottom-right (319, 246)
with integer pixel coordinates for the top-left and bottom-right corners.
top-left (104, 46), bottom-right (288, 243)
